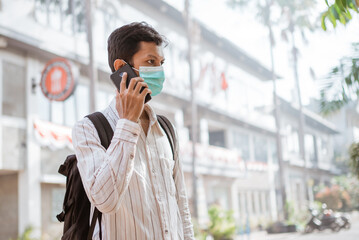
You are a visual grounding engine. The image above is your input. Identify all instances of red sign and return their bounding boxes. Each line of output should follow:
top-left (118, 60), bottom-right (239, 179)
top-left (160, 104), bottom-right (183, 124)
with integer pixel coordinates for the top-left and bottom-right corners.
top-left (40, 58), bottom-right (75, 101)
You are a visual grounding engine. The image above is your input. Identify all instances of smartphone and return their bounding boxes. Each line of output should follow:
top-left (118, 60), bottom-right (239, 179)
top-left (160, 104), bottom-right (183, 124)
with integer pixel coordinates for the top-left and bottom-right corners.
top-left (110, 64), bottom-right (151, 103)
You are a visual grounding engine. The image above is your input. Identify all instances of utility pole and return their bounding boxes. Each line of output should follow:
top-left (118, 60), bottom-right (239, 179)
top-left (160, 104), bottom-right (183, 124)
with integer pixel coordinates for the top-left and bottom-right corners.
top-left (266, 0), bottom-right (288, 220)
top-left (85, 0), bottom-right (97, 112)
top-left (184, 0), bottom-right (198, 219)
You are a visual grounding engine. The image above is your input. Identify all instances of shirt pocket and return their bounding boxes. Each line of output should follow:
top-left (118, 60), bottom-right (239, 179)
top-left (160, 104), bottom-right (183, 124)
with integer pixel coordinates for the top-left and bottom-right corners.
top-left (161, 157), bottom-right (176, 196)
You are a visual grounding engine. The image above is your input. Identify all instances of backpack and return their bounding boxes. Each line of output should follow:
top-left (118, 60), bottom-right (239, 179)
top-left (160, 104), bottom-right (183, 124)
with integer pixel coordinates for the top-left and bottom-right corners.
top-left (57, 112), bottom-right (177, 240)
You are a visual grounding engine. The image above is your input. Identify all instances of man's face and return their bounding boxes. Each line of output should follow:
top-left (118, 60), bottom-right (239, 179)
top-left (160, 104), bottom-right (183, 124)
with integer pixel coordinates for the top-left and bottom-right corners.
top-left (113, 41), bottom-right (165, 75)
top-left (131, 41), bottom-right (165, 73)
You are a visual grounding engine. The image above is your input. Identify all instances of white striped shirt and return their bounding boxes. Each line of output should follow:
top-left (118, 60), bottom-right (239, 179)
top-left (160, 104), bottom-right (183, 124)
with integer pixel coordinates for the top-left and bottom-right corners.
top-left (72, 98), bottom-right (195, 240)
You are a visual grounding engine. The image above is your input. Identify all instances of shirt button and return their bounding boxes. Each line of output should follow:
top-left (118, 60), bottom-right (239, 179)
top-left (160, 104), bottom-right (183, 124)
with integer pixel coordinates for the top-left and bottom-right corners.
top-left (152, 169), bottom-right (155, 173)
top-left (130, 154), bottom-right (134, 159)
top-left (165, 230), bottom-right (168, 234)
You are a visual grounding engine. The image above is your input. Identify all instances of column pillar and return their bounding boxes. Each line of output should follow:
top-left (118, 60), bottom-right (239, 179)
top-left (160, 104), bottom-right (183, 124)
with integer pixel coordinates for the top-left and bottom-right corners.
top-left (196, 175), bottom-right (208, 226)
top-left (230, 180), bottom-right (240, 224)
top-left (18, 57), bottom-right (41, 237)
top-left (267, 141), bottom-right (278, 220)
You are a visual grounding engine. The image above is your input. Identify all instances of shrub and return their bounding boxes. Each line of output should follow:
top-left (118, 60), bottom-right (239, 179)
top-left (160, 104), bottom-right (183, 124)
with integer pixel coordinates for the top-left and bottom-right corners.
top-left (207, 205), bottom-right (236, 240)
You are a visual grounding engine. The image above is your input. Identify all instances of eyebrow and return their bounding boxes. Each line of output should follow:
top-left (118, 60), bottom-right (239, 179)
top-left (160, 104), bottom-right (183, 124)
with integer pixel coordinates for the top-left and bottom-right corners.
top-left (147, 54), bottom-right (165, 62)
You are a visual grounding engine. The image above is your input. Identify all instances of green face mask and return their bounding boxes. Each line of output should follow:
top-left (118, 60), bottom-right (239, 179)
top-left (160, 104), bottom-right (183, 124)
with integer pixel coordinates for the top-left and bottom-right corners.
top-left (134, 66), bottom-right (165, 96)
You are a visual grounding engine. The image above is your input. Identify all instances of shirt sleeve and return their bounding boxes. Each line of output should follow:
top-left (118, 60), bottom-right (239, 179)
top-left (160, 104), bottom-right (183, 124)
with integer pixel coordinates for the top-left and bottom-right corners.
top-left (72, 117), bottom-right (141, 214)
top-left (172, 128), bottom-right (195, 240)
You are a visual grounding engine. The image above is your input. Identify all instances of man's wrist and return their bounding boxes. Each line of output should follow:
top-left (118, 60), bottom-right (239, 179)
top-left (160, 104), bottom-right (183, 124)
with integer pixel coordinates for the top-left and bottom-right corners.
top-left (114, 119), bottom-right (141, 143)
top-left (122, 117), bottom-right (138, 123)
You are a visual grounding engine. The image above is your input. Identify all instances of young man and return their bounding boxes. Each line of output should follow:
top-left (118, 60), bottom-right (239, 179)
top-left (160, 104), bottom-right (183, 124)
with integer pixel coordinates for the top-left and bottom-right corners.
top-left (72, 22), bottom-right (195, 239)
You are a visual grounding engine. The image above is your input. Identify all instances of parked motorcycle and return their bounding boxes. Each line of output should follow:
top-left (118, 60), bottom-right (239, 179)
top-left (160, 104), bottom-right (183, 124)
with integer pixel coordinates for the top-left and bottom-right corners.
top-left (304, 206), bottom-right (350, 233)
top-left (339, 214), bottom-right (351, 230)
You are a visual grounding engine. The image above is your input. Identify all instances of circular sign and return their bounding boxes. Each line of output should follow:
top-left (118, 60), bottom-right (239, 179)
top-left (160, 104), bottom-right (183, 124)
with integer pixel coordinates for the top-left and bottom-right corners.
top-left (40, 58), bottom-right (76, 101)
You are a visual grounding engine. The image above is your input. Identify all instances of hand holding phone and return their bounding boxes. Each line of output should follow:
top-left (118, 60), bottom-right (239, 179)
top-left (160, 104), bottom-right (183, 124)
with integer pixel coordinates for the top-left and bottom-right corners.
top-left (110, 64), bottom-right (151, 103)
top-left (114, 72), bottom-right (152, 122)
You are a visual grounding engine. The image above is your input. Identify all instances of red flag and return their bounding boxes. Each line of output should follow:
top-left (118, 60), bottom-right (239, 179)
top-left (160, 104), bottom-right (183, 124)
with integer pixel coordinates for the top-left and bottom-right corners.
top-left (221, 72), bottom-right (228, 90)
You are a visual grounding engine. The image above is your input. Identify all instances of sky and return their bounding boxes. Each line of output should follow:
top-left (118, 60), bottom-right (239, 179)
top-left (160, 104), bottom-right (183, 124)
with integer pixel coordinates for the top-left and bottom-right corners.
top-left (164, 0), bottom-right (359, 105)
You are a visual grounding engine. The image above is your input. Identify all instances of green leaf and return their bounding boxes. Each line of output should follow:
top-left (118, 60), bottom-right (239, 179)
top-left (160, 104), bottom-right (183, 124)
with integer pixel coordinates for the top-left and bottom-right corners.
top-left (343, 8), bottom-right (353, 20)
top-left (329, 7), bottom-right (338, 27)
top-left (336, 0), bottom-right (345, 11)
top-left (321, 12), bottom-right (328, 30)
top-left (350, 0), bottom-right (359, 12)
top-left (332, 5), bottom-right (341, 19)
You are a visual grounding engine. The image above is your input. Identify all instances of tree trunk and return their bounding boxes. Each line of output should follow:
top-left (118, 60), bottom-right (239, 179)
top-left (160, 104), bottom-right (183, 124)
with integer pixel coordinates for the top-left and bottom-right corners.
top-left (266, 0), bottom-right (288, 220)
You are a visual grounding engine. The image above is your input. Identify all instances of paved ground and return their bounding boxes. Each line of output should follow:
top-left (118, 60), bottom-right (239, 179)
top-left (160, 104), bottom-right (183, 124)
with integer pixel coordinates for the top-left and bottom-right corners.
top-left (235, 221), bottom-right (359, 240)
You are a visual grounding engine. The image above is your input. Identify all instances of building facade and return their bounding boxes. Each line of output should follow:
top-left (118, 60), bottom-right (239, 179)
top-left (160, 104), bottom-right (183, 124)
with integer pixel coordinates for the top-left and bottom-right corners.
top-left (0, 0), bottom-right (342, 239)
top-left (274, 98), bottom-right (339, 214)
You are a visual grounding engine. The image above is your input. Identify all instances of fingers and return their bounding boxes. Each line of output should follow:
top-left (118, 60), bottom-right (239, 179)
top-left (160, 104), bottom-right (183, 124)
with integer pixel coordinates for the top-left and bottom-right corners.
top-left (140, 87), bottom-right (152, 98)
top-left (127, 77), bottom-right (144, 92)
top-left (120, 72), bottom-right (127, 93)
top-left (134, 81), bottom-right (148, 94)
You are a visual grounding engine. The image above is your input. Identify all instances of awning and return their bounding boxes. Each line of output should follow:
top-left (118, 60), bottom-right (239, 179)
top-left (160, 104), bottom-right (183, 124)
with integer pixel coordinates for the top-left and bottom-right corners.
top-left (33, 119), bottom-right (73, 150)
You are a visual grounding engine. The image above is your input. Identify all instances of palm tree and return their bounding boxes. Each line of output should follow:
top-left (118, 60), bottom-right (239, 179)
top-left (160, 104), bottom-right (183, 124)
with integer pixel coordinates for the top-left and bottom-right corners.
top-left (276, 0), bottom-right (317, 163)
top-left (319, 43), bottom-right (359, 114)
top-left (228, 0), bottom-right (288, 219)
top-left (319, 1), bottom-right (359, 179)
top-left (229, 0), bottom-right (317, 219)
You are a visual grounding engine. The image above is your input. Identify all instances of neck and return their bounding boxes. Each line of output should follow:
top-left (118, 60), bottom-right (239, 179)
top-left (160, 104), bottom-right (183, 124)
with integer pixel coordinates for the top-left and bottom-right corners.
top-left (140, 109), bottom-right (149, 121)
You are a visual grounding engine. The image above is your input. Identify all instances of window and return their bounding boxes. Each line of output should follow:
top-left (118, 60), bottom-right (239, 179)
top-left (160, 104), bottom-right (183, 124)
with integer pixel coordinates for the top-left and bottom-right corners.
top-left (251, 192), bottom-right (256, 214)
top-left (209, 130), bottom-right (226, 148)
top-left (37, 88), bottom-right (51, 121)
top-left (64, 94), bottom-right (76, 126)
top-left (269, 140), bottom-right (278, 163)
top-left (34, 0), bottom-right (82, 35)
top-left (37, 90), bottom-right (76, 127)
top-left (100, 1), bottom-right (119, 39)
top-left (238, 193), bottom-right (242, 216)
top-left (97, 89), bottom-right (113, 111)
top-left (2, 61), bottom-right (26, 118)
top-left (254, 136), bottom-right (267, 163)
top-left (258, 192), bottom-right (263, 214)
top-left (75, 84), bottom-right (89, 120)
top-left (318, 137), bottom-right (329, 157)
top-left (305, 134), bottom-right (316, 163)
top-left (233, 131), bottom-right (250, 161)
top-left (36, 83), bottom-right (115, 127)
top-left (2, 126), bottom-right (26, 169)
top-left (51, 188), bottom-right (66, 222)
top-left (286, 125), bottom-right (299, 154)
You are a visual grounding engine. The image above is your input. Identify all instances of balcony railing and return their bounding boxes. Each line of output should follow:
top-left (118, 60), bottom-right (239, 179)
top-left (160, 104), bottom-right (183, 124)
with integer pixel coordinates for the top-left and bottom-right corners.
top-left (180, 141), bottom-right (268, 177)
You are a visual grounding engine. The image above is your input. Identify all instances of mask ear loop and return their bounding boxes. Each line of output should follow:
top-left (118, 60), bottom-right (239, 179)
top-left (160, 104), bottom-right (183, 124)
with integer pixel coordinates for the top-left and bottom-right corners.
top-left (132, 67), bottom-right (139, 72)
top-left (121, 59), bottom-right (139, 73)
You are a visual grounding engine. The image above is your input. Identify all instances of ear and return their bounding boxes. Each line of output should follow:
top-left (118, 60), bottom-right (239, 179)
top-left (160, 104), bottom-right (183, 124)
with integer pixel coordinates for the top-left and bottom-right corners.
top-left (114, 59), bottom-right (126, 71)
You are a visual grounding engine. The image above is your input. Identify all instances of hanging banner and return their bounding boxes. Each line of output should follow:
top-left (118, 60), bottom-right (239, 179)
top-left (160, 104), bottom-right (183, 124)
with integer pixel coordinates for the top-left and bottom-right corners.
top-left (40, 58), bottom-right (76, 101)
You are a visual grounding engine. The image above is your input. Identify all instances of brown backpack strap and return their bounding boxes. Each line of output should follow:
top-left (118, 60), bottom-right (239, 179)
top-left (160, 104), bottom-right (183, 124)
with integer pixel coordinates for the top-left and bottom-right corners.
top-left (85, 112), bottom-right (113, 240)
top-left (88, 208), bottom-right (101, 240)
top-left (157, 115), bottom-right (177, 160)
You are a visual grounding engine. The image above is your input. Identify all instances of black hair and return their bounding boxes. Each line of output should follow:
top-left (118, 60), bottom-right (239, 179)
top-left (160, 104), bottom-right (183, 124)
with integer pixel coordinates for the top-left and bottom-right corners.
top-left (107, 22), bottom-right (167, 72)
